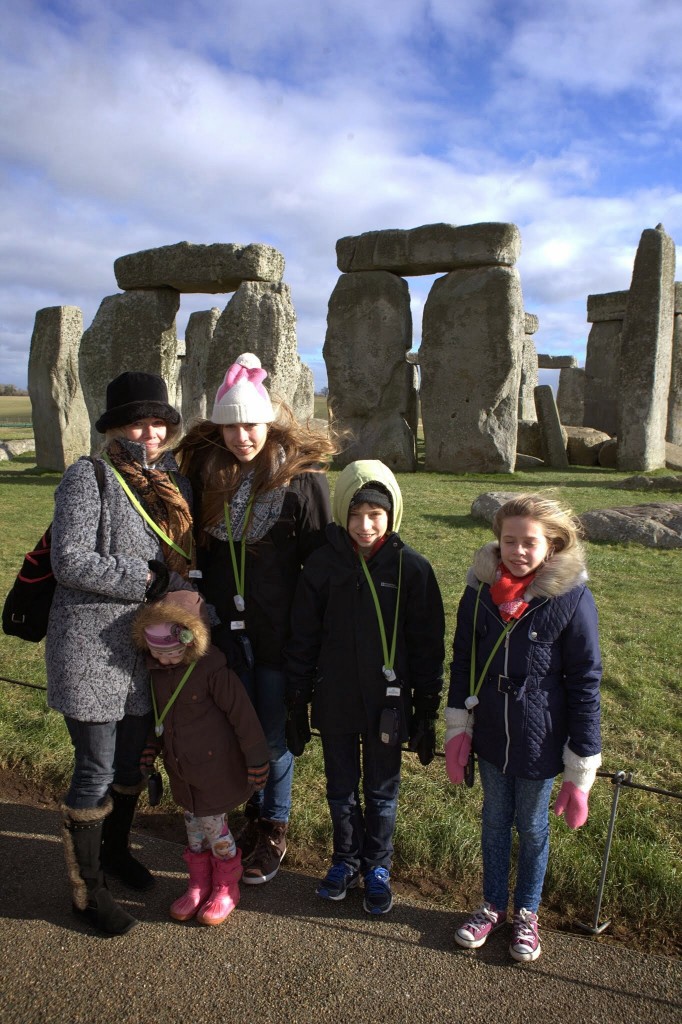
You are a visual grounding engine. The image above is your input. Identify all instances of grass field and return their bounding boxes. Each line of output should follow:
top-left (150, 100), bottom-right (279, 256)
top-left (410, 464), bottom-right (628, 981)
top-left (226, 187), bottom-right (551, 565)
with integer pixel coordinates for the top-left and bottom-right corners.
top-left (0, 449), bottom-right (680, 954)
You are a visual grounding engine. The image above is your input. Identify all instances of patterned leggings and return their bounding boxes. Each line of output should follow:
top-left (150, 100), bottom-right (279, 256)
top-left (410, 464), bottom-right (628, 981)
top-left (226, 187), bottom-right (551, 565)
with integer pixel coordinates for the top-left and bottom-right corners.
top-left (184, 811), bottom-right (237, 860)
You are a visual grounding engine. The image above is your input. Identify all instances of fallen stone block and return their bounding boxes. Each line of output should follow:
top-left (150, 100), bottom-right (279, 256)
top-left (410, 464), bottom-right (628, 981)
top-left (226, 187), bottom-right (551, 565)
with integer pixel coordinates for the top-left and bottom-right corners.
top-left (578, 503), bottom-right (682, 548)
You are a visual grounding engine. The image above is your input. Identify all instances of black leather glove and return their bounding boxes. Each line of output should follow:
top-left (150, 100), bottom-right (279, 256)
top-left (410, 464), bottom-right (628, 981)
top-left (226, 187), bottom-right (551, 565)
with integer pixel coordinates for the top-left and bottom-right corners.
top-left (286, 704), bottom-right (311, 757)
top-left (408, 712), bottom-right (438, 766)
top-left (145, 560), bottom-right (170, 601)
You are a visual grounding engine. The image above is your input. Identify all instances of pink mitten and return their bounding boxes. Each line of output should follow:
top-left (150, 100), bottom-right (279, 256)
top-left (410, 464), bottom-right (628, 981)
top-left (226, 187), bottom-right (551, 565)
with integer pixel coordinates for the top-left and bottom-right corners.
top-left (445, 732), bottom-right (472, 785)
top-left (554, 780), bottom-right (589, 829)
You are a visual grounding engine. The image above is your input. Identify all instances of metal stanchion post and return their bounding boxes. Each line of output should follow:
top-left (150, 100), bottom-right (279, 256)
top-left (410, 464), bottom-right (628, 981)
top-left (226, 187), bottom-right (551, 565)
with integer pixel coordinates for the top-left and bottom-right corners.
top-left (576, 769), bottom-right (629, 936)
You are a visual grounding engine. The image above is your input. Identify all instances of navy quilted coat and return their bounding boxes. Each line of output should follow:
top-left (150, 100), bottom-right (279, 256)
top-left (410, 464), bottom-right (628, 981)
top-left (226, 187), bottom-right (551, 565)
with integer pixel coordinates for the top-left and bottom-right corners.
top-left (447, 543), bottom-right (602, 780)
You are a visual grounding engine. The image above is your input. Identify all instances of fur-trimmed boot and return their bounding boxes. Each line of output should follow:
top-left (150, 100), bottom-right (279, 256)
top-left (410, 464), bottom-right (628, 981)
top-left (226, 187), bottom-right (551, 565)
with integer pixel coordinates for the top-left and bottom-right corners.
top-left (61, 800), bottom-right (137, 936)
top-left (196, 850), bottom-right (242, 927)
top-left (169, 848), bottom-right (213, 922)
top-left (101, 784), bottom-right (154, 891)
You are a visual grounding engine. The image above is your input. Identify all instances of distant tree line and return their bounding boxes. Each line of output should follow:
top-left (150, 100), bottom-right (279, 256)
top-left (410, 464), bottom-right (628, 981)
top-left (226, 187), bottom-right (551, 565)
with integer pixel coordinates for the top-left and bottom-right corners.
top-left (0, 384), bottom-right (28, 396)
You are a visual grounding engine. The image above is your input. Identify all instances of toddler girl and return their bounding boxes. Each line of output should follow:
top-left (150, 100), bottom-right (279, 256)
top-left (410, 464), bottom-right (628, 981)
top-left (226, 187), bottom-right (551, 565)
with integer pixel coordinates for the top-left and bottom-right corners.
top-left (133, 588), bottom-right (270, 926)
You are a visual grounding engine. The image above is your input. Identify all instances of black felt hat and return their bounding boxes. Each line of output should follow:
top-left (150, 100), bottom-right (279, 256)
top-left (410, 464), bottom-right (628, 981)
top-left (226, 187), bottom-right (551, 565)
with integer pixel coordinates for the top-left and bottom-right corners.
top-left (95, 371), bottom-right (181, 433)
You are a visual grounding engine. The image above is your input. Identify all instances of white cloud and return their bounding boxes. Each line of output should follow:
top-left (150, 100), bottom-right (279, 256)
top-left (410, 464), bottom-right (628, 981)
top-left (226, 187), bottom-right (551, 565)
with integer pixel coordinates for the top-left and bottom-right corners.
top-left (0, 0), bottom-right (680, 391)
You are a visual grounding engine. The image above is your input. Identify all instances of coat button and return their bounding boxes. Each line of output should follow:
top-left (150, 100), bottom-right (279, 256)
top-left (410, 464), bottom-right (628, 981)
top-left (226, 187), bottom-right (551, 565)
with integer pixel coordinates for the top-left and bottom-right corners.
top-left (192, 694), bottom-right (198, 701)
top-left (530, 631), bottom-right (538, 639)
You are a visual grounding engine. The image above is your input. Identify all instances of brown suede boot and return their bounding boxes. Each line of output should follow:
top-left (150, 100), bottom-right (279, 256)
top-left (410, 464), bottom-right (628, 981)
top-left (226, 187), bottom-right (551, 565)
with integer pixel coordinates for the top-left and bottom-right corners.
top-left (241, 819), bottom-right (287, 885)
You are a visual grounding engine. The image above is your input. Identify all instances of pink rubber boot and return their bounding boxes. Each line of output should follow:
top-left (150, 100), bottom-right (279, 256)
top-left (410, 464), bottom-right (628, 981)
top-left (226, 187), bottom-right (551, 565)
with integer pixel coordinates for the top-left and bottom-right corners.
top-left (169, 848), bottom-right (212, 922)
top-left (196, 849), bottom-right (243, 926)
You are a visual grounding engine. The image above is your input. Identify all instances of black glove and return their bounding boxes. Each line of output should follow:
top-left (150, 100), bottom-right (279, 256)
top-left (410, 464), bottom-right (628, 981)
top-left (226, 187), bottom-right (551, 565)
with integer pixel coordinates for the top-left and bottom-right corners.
top-left (145, 560), bottom-right (170, 601)
top-left (408, 712), bottom-right (437, 766)
top-left (286, 704), bottom-right (311, 757)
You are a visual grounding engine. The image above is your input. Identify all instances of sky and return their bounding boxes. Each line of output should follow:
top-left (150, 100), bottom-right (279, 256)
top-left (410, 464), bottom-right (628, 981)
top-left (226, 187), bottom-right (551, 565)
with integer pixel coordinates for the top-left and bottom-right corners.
top-left (1, 0), bottom-right (681, 391)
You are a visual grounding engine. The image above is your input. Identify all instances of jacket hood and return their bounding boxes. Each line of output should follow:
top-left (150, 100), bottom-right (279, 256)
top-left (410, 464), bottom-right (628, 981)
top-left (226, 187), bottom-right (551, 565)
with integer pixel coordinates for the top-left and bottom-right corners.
top-left (132, 589), bottom-right (210, 665)
top-left (333, 460), bottom-right (403, 532)
top-left (470, 541), bottom-right (588, 600)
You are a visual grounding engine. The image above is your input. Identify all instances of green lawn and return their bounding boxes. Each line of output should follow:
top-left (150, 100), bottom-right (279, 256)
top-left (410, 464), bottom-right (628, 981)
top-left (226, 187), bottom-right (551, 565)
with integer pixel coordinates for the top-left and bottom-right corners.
top-left (0, 453), bottom-right (680, 954)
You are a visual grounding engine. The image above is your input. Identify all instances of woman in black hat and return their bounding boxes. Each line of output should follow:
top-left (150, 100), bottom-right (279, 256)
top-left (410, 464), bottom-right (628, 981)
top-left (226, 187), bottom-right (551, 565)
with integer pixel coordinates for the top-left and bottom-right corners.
top-left (47, 371), bottom-right (193, 936)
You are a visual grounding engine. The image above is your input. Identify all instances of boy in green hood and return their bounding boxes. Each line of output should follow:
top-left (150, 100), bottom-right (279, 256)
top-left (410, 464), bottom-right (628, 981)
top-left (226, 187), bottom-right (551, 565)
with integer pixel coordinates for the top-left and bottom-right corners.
top-left (285, 460), bottom-right (445, 914)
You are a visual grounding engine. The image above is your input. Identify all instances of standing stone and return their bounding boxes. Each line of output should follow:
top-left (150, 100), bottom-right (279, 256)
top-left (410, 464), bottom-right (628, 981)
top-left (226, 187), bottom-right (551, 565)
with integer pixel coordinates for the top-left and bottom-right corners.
top-left (583, 320), bottom-right (622, 433)
top-left (666, 283), bottom-right (682, 445)
top-left (323, 271), bottom-right (416, 471)
top-left (557, 367), bottom-right (585, 427)
top-left (519, 314), bottom-right (539, 421)
top-left (79, 288), bottom-right (180, 450)
top-left (28, 306), bottom-right (90, 471)
top-left (534, 385), bottom-right (569, 469)
top-left (207, 282), bottom-right (313, 421)
top-left (420, 266), bottom-right (523, 473)
top-left (180, 307), bottom-right (221, 426)
top-left (114, 242), bottom-right (285, 292)
top-left (618, 225), bottom-right (676, 471)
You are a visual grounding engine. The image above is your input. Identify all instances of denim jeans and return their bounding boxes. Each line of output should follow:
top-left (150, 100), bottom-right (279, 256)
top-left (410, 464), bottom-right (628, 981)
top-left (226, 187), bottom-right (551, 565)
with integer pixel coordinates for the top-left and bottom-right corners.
top-left (321, 731), bottom-right (402, 873)
top-left (63, 712), bottom-right (153, 809)
top-left (478, 756), bottom-right (556, 914)
top-left (240, 664), bottom-right (293, 823)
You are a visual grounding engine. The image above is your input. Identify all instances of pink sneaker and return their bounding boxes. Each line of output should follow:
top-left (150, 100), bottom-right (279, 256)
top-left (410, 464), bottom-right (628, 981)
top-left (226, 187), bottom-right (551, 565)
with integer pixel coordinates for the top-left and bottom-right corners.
top-left (509, 908), bottom-right (541, 962)
top-left (196, 851), bottom-right (242, 927)
top-left (455, 902), bottom-right (507, 949)
top-left (169, 848), bottom-right (212, 922)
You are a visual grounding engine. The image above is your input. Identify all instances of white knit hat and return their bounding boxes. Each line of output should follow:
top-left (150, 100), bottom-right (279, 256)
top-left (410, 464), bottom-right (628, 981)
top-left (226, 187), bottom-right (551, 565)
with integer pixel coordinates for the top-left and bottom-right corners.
top-left (211, 353), bottom-right (275, 425)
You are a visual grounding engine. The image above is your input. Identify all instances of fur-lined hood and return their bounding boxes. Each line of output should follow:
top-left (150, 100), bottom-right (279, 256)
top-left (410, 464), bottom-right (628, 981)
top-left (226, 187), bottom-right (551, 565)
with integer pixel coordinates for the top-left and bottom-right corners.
top-left (468, 542), bottom-right (588, 601)
top-left (132, 589), bottom-right (210, 665)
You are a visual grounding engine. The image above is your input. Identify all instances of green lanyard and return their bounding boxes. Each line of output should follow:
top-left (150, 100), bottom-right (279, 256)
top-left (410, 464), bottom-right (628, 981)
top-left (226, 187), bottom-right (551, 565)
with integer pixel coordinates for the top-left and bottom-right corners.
top-left (103, 456), bottom-right (192, 563)
top-left (223, 495), bottom-right (255, 613)
top-left (151, 662), bottom-right (196, 736)
top-left (466, 581), bottom-right (517, 710)
top-left (359, 549), bottom-right (403, 682)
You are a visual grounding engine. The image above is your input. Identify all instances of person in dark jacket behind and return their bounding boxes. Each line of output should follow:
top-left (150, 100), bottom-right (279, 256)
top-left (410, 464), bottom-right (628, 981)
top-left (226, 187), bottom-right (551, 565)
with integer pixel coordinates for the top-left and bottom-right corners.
top-left (133, 588), bottom-right (270, 927)
top-left (176, 353), bottom-right (337, 886)
top-left (445, 493), bottom-right (602, 964)
top-left (285, 460), bottom-right (445, 915)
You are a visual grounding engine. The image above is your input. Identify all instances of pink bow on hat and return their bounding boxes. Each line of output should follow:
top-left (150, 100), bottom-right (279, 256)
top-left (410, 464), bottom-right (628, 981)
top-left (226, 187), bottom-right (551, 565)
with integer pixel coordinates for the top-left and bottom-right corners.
top-left (216, 363), bottom-right (268, 403)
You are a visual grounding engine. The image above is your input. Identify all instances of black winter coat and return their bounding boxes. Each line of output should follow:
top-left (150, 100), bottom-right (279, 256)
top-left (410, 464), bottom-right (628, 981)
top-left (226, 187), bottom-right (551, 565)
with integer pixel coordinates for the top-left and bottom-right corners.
top-left (285, 524), bottom-right (445, 740)
top-left (197, 472), bottom-right (331, 669)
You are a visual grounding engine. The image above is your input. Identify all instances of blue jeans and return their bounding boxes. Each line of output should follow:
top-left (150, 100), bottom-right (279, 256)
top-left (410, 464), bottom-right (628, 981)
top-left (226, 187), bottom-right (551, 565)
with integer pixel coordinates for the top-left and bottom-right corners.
top-left (240, 664), bottom-right (293, 823)
top-left (321, 732), bottom-right (402, 873)
top-left (63, 712), bottom-right (153, 809)
top-left (478, 757), bottom-right (555, 914)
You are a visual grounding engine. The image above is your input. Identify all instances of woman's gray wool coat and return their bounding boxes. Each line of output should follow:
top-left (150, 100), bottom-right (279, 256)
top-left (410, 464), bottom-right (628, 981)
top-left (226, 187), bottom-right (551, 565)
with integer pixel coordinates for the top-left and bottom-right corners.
top-left (46, 447), bottom-right (192, 723)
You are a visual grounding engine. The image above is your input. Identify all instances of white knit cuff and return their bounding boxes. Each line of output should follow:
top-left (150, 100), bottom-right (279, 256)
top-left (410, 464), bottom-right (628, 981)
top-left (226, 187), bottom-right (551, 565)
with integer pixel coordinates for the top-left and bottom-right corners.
top-left (444, 706), bottom-right (473, 745)
top-left (562, 742), bottom-right (601, 792)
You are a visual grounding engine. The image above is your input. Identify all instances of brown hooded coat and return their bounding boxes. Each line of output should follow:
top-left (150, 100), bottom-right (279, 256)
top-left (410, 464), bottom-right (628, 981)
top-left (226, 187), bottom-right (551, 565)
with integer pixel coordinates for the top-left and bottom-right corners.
top-left (133, 590), bottom-right (270, 816)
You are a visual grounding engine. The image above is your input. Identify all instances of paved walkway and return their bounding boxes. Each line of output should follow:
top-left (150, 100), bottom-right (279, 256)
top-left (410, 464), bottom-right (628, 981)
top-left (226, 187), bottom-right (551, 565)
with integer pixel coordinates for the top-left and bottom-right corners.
top-left (1, 799), bottom-right (680, 1024)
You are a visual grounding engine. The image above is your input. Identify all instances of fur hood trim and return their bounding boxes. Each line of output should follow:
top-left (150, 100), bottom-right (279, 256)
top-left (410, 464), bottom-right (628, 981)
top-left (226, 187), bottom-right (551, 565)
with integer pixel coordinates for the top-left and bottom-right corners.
top-left (132, 589), bottom-right (210, 665)
top-left (469, 541), bottom-right (588, 600)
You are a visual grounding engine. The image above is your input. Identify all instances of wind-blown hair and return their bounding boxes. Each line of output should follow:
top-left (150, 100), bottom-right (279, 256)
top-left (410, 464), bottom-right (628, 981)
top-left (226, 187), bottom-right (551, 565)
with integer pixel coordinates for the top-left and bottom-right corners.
top-left (492, 493), bottom-right (583, 557)
top-left (176, 399), bottom-right (338, 542)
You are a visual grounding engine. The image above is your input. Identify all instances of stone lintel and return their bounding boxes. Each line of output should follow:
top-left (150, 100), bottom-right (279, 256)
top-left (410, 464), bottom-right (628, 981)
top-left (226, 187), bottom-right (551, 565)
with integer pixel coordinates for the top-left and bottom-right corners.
top-left (336, 222), bottom-right (521, 275)
top-left (114, 241), bottom-right (285, 293)
top-left (537, 354), bottom-right (579, 368)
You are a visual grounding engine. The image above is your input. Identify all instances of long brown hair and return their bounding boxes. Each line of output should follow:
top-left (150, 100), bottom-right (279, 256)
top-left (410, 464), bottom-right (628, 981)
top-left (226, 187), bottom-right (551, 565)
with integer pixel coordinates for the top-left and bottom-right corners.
top-left (176, 399), bottom-right (338, 540)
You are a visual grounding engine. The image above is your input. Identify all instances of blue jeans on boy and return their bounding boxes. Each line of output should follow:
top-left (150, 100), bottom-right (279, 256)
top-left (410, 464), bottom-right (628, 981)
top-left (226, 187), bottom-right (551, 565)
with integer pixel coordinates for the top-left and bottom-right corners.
top-left (64, 712), bottom-right (153, 809)
top-left (478, 756), bottom-right (555, 913)
top-left (240, 664), bottom-right (293, 822)
top-left (321, 731), bottom-right (402, 873)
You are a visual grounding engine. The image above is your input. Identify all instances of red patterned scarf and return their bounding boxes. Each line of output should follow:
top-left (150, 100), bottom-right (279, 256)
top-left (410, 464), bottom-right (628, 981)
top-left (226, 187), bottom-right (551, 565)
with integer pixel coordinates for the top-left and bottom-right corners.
top-left (489, 564), bottom-right (536, 621)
